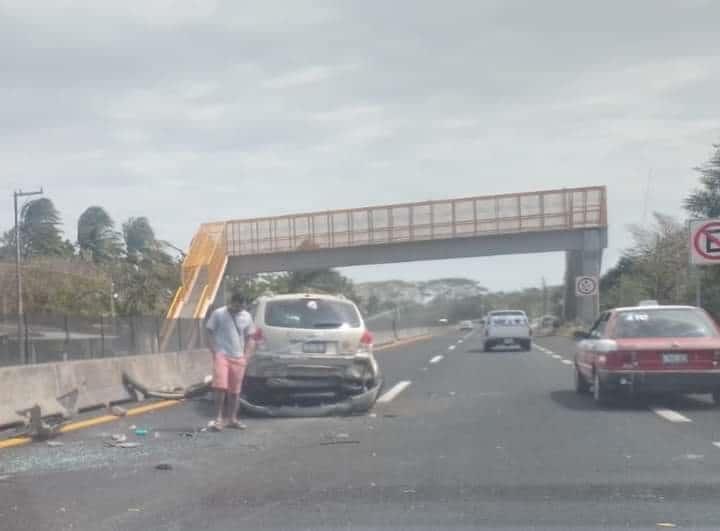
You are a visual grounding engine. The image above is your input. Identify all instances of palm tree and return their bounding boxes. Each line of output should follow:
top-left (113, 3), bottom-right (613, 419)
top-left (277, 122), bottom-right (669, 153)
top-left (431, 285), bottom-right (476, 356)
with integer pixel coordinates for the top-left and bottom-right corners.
top-left (77, 206), bottom-right (122, 263)
top-left (19, 198), bottom-right (67, 258)
top-left (122, 217), bottom-right (157, 257)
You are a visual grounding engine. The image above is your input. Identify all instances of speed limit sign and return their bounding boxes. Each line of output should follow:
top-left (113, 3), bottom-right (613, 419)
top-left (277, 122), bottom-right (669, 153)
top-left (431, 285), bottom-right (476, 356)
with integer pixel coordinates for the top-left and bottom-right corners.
top-left (575, 276), bottom-right (599, 297)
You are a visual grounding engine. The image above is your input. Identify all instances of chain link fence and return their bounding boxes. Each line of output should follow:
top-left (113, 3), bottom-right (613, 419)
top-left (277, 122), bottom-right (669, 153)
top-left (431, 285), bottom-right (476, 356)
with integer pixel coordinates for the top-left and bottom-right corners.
top-left (0, 313), bottom-right (207, 367)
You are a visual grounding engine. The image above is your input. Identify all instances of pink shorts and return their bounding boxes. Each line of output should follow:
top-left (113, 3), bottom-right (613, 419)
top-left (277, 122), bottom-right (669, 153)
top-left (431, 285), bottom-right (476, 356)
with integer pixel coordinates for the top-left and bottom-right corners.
top-left (212, 353), bottom-right (247, 394)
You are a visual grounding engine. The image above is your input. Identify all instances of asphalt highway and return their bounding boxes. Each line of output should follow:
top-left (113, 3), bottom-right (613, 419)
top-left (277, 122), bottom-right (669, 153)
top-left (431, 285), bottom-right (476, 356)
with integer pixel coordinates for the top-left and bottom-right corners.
top-left (3, 331), bottom-right (720, 530)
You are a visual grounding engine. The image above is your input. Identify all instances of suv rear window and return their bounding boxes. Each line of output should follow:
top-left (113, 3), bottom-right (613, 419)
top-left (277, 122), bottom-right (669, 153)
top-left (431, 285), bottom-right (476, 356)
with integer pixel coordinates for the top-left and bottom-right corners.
top-left (615, 308), bottom-right (719, 338)
top-left (490, 315), bottom-right (528, 326)
top-left (264, 299), bottom-right (361, 329)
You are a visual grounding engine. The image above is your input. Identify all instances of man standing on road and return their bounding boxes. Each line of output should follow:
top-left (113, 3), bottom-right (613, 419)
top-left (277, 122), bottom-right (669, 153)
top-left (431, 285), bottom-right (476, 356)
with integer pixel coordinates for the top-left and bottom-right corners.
top-left (205, 291), bottom-right (256, 431)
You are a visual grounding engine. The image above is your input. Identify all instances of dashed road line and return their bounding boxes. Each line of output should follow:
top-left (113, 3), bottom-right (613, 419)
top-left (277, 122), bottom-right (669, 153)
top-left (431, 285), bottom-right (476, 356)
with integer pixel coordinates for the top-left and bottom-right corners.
top-left (429, 355), bottom-right (444, 364)
top-left (448, 345), bottom-right (456, 351)
top-left (377, 381), bottom-right (412, 404)
top-left (651, 408), bottom-right (693, 424)
top-left (712, 442), bottom-right (720, 450)
top-left (551, 354), bottom-right (562, 360)
top-left (561, 359), bottom-right (573, 365)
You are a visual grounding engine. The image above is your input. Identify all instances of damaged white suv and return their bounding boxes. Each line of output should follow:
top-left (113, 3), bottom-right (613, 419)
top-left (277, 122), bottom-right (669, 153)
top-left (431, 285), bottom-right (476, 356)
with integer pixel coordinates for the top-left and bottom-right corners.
top-left (242, 293), bottom-right (381, 414)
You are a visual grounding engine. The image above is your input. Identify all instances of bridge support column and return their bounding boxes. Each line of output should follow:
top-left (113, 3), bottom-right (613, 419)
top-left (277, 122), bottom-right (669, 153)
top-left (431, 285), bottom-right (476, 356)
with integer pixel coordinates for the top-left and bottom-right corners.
top-left (564, 230), bottom-right (604, 325)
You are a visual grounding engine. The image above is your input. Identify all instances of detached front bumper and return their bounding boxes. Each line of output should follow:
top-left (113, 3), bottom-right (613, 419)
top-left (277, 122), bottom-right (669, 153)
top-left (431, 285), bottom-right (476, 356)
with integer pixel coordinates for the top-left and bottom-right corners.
top-left (599, 369), bottom-right (720, 394)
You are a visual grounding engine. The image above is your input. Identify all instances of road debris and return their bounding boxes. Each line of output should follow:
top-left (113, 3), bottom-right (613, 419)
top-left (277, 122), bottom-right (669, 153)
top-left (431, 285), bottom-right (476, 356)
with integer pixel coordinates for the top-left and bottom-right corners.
top-left (46, 441), bottom-right (64, 447)
top-left (122, 372), bottom-right (212, 400)
top-left (179, 431), bottom-right (196, 438)
top-left (105, 441), bottom-right (143, 449)
top-left (403, 489), bottom-right (417, 494)
top-left (128, 425), bottom-right (137, 431)
top-left (16, 405), bottom-right (66, 440)
top-left (134, 428), bottom-right (149, 436)
top-left (656, 524), bottom-right (677, 529)
top-left (108, 405), bottom-right (127, 417)
top-left (111, 434), bottom-right (127, 443)
top-left (319, 439), bottom-right (360, 446)
top-left (155, 463), bottom-right (173, 471)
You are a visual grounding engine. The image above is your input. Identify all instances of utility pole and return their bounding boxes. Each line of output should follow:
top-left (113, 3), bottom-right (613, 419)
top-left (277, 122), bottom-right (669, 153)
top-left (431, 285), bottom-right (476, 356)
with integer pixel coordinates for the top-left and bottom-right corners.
top-left (14, 188), bottom-right (43, 364)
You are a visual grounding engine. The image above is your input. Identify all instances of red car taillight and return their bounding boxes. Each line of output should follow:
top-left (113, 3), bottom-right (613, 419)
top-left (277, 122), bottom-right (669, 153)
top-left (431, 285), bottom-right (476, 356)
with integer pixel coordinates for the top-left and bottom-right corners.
top-left (603, 351), bottom-right (636, 369)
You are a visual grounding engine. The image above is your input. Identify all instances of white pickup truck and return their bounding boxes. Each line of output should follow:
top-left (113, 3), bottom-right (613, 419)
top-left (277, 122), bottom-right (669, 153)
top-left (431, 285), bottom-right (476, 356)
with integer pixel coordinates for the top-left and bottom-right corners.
top-left (483, 310), bottom-right (532, 352)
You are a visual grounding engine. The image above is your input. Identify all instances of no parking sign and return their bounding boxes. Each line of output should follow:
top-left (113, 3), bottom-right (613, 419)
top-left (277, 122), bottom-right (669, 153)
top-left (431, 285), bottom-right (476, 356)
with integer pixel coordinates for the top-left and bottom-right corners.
top-left (691, 219), bottom-right (720, 266)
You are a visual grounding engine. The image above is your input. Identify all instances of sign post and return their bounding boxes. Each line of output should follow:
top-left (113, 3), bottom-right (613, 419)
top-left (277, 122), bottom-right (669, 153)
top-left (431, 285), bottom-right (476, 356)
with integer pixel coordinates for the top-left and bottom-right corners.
top-left (690, 219), bottom-right (720, 308)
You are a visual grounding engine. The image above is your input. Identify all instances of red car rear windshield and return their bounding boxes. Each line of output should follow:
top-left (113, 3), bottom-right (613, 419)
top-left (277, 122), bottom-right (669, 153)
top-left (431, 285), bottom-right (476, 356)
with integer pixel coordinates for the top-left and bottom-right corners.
top-left (614, 308), bottom-right (720, 339)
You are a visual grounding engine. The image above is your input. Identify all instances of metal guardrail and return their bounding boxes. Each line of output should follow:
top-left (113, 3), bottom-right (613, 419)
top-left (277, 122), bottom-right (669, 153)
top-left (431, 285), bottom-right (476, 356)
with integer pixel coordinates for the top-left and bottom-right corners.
top-left (224, 186), bottom-right (607, 256)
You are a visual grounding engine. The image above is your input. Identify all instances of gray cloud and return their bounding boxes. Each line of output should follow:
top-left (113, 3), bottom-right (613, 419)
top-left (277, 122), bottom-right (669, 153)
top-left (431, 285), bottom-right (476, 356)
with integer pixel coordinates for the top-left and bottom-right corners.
top-left (0, 0), bottom-right (718, 289)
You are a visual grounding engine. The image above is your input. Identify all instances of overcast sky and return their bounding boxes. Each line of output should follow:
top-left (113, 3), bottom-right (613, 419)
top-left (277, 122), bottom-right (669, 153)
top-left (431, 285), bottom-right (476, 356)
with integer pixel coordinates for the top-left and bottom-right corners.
top-left (1, 0), bottom-right (718, 290)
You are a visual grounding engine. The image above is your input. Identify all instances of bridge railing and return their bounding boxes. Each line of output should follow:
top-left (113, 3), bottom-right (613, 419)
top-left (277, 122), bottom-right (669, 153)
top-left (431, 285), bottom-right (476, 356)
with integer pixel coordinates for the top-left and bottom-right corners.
top-left (225, 186), bottom-right (607, 256)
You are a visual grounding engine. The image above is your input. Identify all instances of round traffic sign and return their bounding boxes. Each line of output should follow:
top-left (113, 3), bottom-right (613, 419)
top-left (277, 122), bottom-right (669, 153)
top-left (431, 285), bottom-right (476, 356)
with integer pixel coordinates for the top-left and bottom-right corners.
top-left (576, 276), bottom-right (598, 296)
top-left (693, 221), bottom-right (720, 261)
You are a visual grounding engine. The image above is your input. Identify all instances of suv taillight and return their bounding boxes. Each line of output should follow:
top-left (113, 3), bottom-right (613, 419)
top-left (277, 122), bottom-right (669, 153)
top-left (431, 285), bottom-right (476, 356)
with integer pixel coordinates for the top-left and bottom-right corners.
top-left (359, 330), bottom-right (373, 352)
top-left (252, 327), bottom-right (267, 351)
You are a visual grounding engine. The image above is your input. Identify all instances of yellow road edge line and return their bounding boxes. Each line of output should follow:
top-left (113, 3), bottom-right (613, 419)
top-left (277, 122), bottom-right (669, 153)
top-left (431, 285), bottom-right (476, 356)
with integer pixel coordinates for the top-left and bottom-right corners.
top-left (375, 335), bottom-right (433, 352)
top-left (1, 400), bottom-right (183, 450)
top-left (59, 415), bottom-right (118, 433)
top-left (0, 436), bottom-right (32, 449)
top-left (127, 399), bottom-right (181, 416)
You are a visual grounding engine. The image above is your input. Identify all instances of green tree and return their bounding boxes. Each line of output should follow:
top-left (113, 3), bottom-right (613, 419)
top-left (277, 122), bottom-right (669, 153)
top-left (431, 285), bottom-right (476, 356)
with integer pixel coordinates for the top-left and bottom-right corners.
top-left (685, 143), bottom-right (720, 218)
top-left (2, 198), bottom-right (70, 259)
top-left (685, 142), bottom-right (720, 317)
top-left (285, 269), bottom-right (359, 302)
top-left (123, 217), bottom-right (157, 256)
top-left (77, 206), bottom-right (122, 263)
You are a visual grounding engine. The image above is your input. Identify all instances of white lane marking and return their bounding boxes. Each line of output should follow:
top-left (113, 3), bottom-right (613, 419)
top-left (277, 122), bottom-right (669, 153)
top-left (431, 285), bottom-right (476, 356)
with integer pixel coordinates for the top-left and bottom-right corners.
top-left (448, 345), bottom-right (456, 351)
top-left (458, 340), bottom-right (464, 344)
top-left (429, 355), bottom-right (444, 364)
top-left (377, 381), bottom-right (412, 404)
top-left (651, 408), bottom-right (692, 424)
top-left (551, 354), bottom-right (562, 360)
top-left (561, 359), bottom-right (573, 365)
top-left (712, 442), bottom-right (720, 450)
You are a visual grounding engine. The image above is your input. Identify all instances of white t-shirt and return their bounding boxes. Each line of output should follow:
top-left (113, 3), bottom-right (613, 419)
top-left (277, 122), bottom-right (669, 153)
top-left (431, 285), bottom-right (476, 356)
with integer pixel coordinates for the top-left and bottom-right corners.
top-left (205, 307), bottom-right (255, 358)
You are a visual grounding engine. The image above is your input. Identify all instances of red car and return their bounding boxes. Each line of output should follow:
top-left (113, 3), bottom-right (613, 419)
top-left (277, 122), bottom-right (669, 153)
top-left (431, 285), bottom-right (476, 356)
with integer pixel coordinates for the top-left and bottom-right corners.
top-left (574, 305), bottom-right (720, 404)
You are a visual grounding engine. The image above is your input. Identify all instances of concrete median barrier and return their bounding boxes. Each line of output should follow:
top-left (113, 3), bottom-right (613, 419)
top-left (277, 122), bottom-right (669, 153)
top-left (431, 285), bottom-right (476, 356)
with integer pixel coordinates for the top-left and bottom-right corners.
top-left (0, 325), bottom-right (439, 430)
top-left (0, 364), bottom-right (64, 427)
top-left (0, 350), bottom-right (208, 429)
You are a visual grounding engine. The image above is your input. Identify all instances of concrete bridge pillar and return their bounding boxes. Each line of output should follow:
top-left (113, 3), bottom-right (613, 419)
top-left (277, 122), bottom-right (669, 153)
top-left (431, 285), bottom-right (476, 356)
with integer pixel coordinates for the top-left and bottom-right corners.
top-left (564, 230), bottom-right (604, 325)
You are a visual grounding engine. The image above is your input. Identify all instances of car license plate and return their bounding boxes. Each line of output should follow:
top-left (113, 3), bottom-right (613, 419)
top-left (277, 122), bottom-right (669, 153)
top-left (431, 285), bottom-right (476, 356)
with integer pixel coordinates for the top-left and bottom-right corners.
top-left (662, 353), bottom-right (688, 364)
top-left (504, 338), bottom-right (513, 345)
top-left (302, 342), bottom-right (327, 354)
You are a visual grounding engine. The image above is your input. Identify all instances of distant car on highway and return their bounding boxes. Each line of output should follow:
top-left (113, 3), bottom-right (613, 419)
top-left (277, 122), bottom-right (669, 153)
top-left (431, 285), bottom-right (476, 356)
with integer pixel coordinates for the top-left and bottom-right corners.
top-left (483, 310), bottom-right (532, 352)
top-left (459, 320), bottom-right (474, 331)
top-left (573, 304), bottom-right (720, 405)
top-left (244, 293), bottom-right (380, 410)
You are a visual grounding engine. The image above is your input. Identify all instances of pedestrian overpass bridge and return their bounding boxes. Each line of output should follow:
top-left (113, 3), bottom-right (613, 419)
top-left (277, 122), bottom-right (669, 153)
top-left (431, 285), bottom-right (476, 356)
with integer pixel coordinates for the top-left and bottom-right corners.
top-left (167, 186), bottom-right (607, 325)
